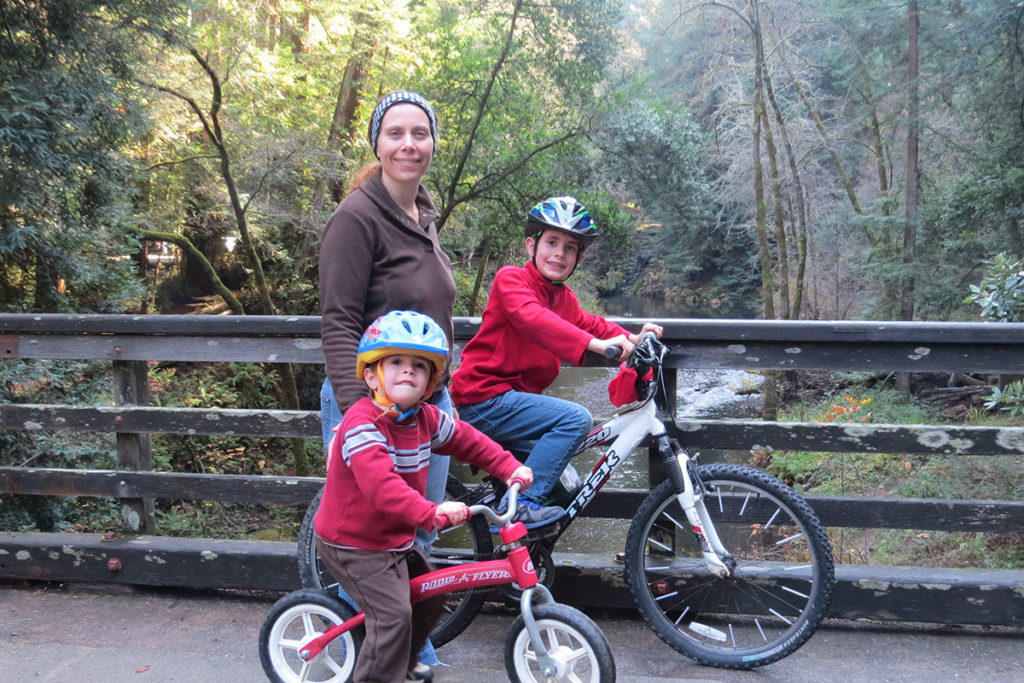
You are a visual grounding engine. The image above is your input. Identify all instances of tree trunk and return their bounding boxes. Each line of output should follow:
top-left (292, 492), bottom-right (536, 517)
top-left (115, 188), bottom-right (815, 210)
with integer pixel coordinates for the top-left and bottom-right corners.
top-left (897, 0), bottom-right (920, 395)
top-left (747, 0), bottom-right (778, 420)
top-left (764, 63), bottom-right (808, 319)
top-left (325, 57), bottom-right (368, 204)
top-left (759, 93), bottom-right (790, 320)
top-left (901, 0), bottom-right (920, 323)
top-left (156, 47), bottom-right (312, 476)
top-left (469, 238), bottom-right (493, 317)
top-left (438, 0), bottom-right (524, 230)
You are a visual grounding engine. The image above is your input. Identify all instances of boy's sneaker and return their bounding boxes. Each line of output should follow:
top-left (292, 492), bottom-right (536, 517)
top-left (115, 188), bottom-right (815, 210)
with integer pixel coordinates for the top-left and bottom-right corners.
top-left (491, 498), bottom-right (565, 533)
top-left (406, 662), bottom-right (433, 681)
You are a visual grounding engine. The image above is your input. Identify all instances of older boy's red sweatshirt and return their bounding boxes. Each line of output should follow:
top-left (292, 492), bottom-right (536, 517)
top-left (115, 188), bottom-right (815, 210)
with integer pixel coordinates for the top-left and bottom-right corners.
top-left (451, 260), bottom-right (631, 405)
top-left (314, 398), bottom-right (520, 551)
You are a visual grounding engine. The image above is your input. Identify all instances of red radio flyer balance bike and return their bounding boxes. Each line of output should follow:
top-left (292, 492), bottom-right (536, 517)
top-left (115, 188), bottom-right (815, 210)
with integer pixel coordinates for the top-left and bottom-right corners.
top-left (259, 484), bottom-right (615, 682)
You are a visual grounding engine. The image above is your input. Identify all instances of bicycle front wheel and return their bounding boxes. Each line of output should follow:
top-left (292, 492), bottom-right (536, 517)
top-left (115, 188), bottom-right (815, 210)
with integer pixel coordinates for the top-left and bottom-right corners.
top-left (504, 603), bottom-right (616, 683)
top-left (624, 463), bottom-right (834, 669)
top-left (296, 475), bottom-right (493, 647)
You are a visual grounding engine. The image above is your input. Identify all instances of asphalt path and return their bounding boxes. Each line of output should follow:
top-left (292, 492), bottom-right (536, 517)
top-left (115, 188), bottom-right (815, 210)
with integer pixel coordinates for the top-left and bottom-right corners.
top-left (3, 581), bottom-right (1023, 682)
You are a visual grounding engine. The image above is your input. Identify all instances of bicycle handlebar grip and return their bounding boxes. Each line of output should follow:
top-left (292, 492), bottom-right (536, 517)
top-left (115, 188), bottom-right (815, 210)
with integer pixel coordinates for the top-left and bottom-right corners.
top-left (604, 345), bottom-right (622, 359)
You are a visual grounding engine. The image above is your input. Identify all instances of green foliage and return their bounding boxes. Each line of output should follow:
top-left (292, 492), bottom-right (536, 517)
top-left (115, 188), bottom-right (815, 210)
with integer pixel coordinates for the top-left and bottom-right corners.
top-left (983, 380), bottom-right (1024, 417)
top-left (768, 372), bottom-right (1024, 568)
top-left (870, 528), bottom-right (1024, 570)
top-left (868, 453), bottom-right (1024, 569)
top-left (0, 358), bottom-right (119, 530)
top-left (156, 501), bottom-right (298, 541)
top-left (149, 361), bottom-right (308, 475)
top-left (769, 384), bottom-right (940, 496)
top-left (0, 0), bottom-right (182, 312)
top-left (965, 253), bottom-right (1024, 322)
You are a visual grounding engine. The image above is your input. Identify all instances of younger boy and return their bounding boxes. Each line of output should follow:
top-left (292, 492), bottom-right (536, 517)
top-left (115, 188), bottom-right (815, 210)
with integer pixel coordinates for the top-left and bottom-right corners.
top-left (314, 310), bottom-right (533, 682)
top-left (451, 196), bottom-right (662, 528)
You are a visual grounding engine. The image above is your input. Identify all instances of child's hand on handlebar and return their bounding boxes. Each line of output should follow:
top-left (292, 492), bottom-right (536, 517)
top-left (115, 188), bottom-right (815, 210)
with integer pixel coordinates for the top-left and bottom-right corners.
top-left (589, 334), bottom-right (634, 362)
top-left (434, 501), bottom-right (470, 529)
top-left (629, 323), bottom-right (664, 344)
top-left (506, 465), bottom-right (534, 491)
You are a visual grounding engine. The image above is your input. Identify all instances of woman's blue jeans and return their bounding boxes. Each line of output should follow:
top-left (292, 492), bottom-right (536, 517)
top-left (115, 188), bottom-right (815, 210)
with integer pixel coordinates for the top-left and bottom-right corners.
top-left (456, 390), bottom-right (591, 504)
top-left (319, 378), bottom-right (452, 665)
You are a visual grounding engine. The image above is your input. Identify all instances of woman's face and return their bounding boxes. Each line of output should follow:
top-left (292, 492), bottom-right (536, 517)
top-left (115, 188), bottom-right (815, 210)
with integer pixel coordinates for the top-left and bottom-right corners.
top-left (376, 104), bottom-right (433, 187)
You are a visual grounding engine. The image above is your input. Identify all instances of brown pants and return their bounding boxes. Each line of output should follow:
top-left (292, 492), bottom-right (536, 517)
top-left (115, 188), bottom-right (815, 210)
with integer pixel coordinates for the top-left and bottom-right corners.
top-left (316, 540), bottom-right (444, 683)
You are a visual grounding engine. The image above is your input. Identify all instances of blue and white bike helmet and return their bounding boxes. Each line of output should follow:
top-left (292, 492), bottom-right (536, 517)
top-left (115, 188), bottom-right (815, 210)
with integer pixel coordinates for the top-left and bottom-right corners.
top-left (525, 196), bottom-right (598, 249)
top-left (356, 311), bottom-right (449, 401)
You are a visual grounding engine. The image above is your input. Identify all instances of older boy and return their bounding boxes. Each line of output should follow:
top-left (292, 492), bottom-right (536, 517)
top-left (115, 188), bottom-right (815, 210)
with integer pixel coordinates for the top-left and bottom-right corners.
top-left (451, 197), bottom-right (662, 529)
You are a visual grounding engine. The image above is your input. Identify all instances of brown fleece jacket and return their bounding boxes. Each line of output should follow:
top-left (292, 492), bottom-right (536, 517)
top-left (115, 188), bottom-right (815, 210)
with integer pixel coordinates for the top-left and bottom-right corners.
top-left (319, 171), bottom-right (456, 412)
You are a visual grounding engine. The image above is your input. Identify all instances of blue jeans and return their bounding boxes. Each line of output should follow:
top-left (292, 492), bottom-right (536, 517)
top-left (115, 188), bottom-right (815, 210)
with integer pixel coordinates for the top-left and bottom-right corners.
top-left (319, 378), bottom-right (452, 665)
top-left (456, 391), bottom-right (591, 504)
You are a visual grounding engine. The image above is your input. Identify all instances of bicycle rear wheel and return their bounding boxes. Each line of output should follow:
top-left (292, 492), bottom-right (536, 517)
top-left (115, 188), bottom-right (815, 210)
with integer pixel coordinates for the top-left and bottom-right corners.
top-left (259, 588), bottom-right (361, 683)
top-left (624, 463), bottom-right (834, 669)
top-left (296, 475), bottom-right (493, 647)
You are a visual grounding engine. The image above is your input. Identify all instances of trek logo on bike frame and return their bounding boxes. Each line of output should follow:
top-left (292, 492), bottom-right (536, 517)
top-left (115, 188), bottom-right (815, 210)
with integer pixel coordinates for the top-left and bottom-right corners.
top-left (565, 448), bottom-right (622, 518)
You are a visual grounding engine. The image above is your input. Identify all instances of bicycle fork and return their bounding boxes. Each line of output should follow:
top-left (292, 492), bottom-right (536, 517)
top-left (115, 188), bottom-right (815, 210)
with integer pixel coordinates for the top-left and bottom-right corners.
top-left (655, 434), bottom-right (734, 578)
top-left (504, 526), bottom-right (564, 678)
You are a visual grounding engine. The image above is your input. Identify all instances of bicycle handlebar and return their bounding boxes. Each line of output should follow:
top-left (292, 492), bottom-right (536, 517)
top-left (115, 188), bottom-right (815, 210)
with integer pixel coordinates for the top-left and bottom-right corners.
top-left (433, 482), bottom-right (523, 530)
top-left (606, 330), bottom-right (663, 362)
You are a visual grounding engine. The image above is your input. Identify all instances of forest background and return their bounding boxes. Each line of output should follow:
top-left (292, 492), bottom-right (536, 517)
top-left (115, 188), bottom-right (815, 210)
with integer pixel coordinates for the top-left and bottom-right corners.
top-left (2, 0), bottom-right (1024, 563)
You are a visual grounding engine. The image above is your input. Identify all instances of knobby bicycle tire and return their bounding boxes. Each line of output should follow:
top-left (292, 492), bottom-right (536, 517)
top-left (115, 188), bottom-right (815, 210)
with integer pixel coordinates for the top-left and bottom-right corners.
top-left (296, 475), bottom-right (493, 647)
top-left (624, 463), bottom-right (834, 669)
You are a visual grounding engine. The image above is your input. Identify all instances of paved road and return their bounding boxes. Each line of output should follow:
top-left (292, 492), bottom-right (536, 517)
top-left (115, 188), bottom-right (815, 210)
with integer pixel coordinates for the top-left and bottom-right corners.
top-left (3, 580), bottom-right (1023, 682)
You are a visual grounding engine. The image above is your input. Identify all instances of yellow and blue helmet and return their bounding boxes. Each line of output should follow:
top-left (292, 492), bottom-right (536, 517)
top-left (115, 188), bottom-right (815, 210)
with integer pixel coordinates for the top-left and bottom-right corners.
top-left (356, 311), bottom-right (449, 397)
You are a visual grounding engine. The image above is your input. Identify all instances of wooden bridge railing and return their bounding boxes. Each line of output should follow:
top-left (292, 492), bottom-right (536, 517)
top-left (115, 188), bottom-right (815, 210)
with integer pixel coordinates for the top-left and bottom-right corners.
top-left (2, 314), bottom-right (1024, 627)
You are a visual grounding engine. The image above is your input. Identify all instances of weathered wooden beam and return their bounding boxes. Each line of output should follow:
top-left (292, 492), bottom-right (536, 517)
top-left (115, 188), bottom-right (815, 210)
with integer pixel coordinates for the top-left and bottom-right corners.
top-left (0, 531), bottom-right (298, 590)
top-left (113, 359), bottom-right (153, 534)
top-left (0, 467), bottom-right (324, 505)
top-left (3, 468), bottom-right (1024, 533)
top-left (6, 334), bottom-right (327, 363)
top-left (4, 314), bottom-right (1024, 346)
top-left (2, 314), bottom-right (1023, 372)
top-left (549, 552), bottom-right (1024, 627)
top-left (0, 314), bottom-right (322, 336)
top-left (809, 495), bottom-right (1024, 532)
top-left (672, 419), bottom-right (1024, 456)
top-left (0, 404), bottom-right (322, 438)
top-left (3, 533), bottom-right (1021, 627)
top-left (6, 404), bottom-right (1024, 459)
top-left (7, 332), bottom-right (1023, 371)
top-left (665, 340), bottom-right (1024, 373)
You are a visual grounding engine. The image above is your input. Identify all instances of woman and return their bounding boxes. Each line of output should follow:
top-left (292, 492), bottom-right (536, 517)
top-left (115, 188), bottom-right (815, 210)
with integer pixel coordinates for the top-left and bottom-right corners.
top-left (318, 90), bottom-right (455, 678)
